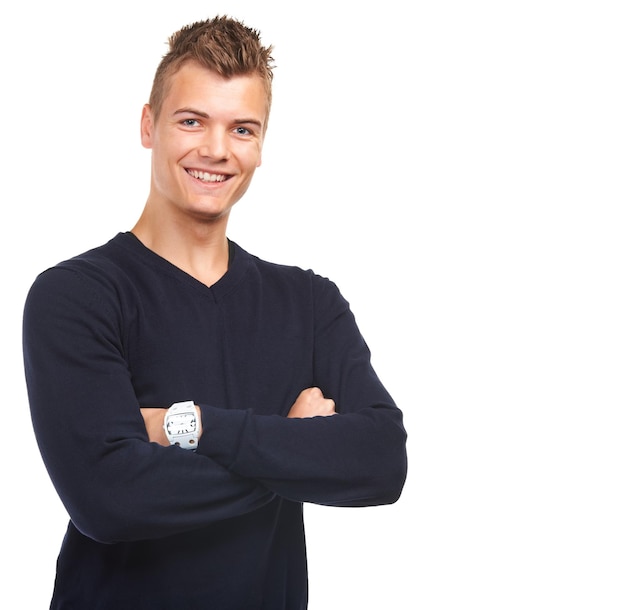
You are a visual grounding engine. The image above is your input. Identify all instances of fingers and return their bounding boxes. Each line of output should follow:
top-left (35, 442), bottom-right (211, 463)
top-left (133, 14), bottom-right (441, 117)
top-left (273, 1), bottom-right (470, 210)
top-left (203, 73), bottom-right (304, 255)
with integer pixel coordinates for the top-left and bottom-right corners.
top-left (288, 387), bottom-right (336, 418)
top-left (299, 386), bottom-right (322, 399)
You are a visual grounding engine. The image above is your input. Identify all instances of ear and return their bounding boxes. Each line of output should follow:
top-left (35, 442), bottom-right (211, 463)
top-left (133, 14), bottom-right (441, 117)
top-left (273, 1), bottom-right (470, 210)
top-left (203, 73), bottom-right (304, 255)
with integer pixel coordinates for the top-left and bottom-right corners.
top-left (140, 104), bottom-right (154, 149)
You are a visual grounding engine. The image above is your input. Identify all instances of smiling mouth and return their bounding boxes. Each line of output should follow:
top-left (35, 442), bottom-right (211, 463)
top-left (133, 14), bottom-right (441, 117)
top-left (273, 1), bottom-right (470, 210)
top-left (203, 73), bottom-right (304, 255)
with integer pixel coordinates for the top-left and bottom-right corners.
top-left (186, 169), bottom-right (228, 183)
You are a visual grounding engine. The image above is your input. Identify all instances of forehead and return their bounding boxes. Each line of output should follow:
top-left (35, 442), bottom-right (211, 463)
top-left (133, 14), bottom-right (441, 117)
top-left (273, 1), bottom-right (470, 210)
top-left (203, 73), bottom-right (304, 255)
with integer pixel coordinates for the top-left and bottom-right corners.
top-left (162, 62), bottom-right (268, 124)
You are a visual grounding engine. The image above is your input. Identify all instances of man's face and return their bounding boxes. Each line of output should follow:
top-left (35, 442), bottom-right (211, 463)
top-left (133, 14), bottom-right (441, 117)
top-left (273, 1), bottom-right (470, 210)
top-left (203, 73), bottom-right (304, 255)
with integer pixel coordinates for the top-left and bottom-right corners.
top-left (141, 62), bottom-right (267, 223)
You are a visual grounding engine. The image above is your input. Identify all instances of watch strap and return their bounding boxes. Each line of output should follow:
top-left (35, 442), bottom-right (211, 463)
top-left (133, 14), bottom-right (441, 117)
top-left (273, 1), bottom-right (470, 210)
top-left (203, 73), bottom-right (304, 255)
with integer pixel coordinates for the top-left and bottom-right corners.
top-left (163, 400), bottom-right (199, 450)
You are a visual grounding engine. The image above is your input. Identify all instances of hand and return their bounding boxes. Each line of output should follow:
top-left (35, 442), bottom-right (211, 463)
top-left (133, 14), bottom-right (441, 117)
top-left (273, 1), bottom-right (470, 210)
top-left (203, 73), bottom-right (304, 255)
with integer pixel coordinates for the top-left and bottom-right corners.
top-left (287, 387), bottom-right (336, 419)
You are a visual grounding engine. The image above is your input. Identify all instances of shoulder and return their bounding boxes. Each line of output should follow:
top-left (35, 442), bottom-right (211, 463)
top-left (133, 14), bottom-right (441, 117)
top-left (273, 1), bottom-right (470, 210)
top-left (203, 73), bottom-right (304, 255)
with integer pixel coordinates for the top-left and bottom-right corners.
top-left (24, 234), bottom-right (133, 315)
top-left (233, 242), bottom-right (349, 311)
top-left (235, 241), bottom-right (335, 285)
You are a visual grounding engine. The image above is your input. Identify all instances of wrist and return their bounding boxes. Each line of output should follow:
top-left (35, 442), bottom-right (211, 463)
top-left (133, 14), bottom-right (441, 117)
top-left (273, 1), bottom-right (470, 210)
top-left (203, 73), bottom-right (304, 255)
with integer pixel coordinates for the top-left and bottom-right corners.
top-left (163, 401), bottom-right (201, 450)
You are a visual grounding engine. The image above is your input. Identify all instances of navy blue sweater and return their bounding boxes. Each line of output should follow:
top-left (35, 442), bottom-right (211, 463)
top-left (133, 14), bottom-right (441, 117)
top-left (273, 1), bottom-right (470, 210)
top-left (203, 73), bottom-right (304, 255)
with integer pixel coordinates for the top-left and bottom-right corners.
top-left (23, 232), bottom-right (407, 609)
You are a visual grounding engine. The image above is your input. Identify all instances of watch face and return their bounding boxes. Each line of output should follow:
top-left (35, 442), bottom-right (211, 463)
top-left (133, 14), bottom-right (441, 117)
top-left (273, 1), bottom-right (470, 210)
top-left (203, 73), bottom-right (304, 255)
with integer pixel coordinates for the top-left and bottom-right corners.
top-left (166, 412), bottom-right (197, 435)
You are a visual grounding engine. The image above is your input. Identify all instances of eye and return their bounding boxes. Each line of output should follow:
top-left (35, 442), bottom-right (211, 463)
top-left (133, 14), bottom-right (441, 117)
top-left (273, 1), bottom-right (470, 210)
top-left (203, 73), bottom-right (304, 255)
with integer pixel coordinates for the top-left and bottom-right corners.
top-left (234, 126), bottom-right (251, 136)
top-left (181, 119), bottom-right (200, 127)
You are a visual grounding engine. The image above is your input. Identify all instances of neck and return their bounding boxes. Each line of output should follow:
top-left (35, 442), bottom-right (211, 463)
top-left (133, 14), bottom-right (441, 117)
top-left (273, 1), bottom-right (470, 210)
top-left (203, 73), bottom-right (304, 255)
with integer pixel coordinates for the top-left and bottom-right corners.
top-left (131, 209), bottom-right (230, 287)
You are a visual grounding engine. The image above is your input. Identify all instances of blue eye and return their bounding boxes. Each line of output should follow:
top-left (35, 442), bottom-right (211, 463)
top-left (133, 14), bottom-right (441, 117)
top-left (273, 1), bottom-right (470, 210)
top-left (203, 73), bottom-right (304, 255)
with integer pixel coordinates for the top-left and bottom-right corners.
top-left (235, 126), bottom-right (250, 135)
top-left (182, 119), bottom-right (199, 127)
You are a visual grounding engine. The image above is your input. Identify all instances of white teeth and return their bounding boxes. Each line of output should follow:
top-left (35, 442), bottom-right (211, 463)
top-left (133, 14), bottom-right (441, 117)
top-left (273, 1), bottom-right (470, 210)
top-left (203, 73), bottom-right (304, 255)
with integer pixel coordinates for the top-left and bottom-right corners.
top-left (187, 169), bottom-right (227, 182)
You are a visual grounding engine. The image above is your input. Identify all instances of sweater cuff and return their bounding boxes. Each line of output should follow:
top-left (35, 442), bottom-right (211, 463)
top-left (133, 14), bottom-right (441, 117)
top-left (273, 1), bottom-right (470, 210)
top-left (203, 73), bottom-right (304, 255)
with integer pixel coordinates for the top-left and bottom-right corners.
top-left (196, 404), bottom-right (248, 467)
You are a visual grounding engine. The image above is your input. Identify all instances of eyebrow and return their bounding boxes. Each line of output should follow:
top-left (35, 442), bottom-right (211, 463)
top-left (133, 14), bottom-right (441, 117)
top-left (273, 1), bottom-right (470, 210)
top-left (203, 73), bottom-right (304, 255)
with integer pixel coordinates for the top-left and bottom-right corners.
top-left (173, 107), bottom-right (264, 129)
top-left (173, 107), bottom-right (211, 119)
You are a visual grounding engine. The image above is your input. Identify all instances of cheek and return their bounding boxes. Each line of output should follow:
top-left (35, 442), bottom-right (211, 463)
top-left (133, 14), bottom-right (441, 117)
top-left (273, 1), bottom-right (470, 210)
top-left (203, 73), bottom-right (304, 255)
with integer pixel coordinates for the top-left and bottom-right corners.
top-left (242, 143), bottom-right (263, 170)
top-left (153, 137), bottom-right (190, 172)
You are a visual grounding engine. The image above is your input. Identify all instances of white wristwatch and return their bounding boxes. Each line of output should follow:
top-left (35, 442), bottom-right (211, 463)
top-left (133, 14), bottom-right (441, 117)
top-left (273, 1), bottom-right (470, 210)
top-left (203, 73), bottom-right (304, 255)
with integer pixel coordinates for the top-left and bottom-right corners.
top-left (163, 400), bottom-right (200, 450)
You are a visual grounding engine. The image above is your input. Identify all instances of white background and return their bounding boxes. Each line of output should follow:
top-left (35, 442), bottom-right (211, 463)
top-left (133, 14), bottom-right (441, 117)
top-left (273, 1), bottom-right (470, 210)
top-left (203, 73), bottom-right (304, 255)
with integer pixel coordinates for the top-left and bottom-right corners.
top-left (2, 1), bottom-right (625, 608)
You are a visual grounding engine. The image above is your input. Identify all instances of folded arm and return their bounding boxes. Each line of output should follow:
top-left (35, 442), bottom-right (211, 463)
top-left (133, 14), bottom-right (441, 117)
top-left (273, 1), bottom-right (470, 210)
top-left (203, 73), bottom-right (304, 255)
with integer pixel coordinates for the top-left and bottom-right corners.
top-left (23, 267), bottom-right (274, 544)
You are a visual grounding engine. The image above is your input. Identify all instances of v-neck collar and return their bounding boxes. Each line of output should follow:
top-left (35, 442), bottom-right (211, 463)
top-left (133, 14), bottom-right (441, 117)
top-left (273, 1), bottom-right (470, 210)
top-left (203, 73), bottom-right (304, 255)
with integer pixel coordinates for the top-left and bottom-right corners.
top-left (114, 232), bottom-right (251, 302)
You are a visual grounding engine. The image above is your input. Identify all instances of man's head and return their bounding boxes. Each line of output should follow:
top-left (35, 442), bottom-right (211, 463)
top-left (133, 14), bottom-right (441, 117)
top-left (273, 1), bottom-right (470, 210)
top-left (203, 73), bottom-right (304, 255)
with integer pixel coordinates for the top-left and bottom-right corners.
top-left (138, 16), bottom-right (274, 227)
top-left (149, 15), bottom-right (275, 129)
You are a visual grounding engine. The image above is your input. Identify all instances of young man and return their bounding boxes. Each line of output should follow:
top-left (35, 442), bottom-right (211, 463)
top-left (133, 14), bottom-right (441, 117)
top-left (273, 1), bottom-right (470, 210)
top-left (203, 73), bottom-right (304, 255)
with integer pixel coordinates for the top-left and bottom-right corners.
top-left (23, 16), bottom-right (407, 609)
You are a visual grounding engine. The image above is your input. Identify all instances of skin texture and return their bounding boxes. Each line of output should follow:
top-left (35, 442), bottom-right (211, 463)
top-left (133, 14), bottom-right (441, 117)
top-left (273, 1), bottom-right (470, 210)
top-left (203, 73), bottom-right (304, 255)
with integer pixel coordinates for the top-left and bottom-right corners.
top-left (136, 62), bottom-right (335, 444)
top-left (133, 61), bottom-right (267, 287)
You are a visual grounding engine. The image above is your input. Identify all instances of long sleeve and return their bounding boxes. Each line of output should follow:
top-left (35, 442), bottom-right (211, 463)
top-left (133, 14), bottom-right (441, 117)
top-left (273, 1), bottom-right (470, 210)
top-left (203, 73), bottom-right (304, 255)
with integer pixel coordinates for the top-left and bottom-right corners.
top-left (23, 233), bottom-right (407, 549)
top-left (23, 234), bottom-right (407, 607)
top-left (197, 274), bottom-right (408, 506)
top-left (23, 264), bottom-right (274, 544)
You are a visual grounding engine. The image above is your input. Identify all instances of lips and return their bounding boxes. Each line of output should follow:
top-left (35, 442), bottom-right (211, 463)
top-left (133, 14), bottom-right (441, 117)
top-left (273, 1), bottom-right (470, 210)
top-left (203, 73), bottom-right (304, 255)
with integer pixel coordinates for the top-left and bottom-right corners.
top-left (186, 169), bottom-right (229, 183)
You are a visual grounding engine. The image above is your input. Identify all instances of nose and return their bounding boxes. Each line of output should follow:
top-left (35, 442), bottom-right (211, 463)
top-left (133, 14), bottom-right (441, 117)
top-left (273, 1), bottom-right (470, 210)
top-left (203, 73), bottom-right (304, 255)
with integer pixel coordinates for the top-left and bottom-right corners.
top-left (198, 128), bottom-right (230, 161)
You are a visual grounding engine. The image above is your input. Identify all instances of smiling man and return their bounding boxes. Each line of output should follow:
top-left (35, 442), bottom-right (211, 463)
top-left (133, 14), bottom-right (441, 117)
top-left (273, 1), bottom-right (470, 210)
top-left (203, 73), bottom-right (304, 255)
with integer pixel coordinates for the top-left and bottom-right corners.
top-left (23, 15), bottom-right (408, 610)
top-left (134, 47), bottom-right (268, 287)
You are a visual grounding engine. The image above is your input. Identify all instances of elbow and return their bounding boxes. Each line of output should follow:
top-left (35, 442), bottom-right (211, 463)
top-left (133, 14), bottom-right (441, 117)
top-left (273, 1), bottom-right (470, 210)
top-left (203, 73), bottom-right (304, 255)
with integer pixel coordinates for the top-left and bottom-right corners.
top-left (371, 423), bottom-right (408, 506)
top-left (364, 406), bottom-right (408, 505)
top-left (342, 451), bottom-right (408, 508)
top-left (374, 456), bottom-right (408, 506)
top-left (62, 490), bottom-right (155, 544)
top-left (69, 506), bottom-right (137, 545)
top-left (382, 469), bottom-right (407, 505)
